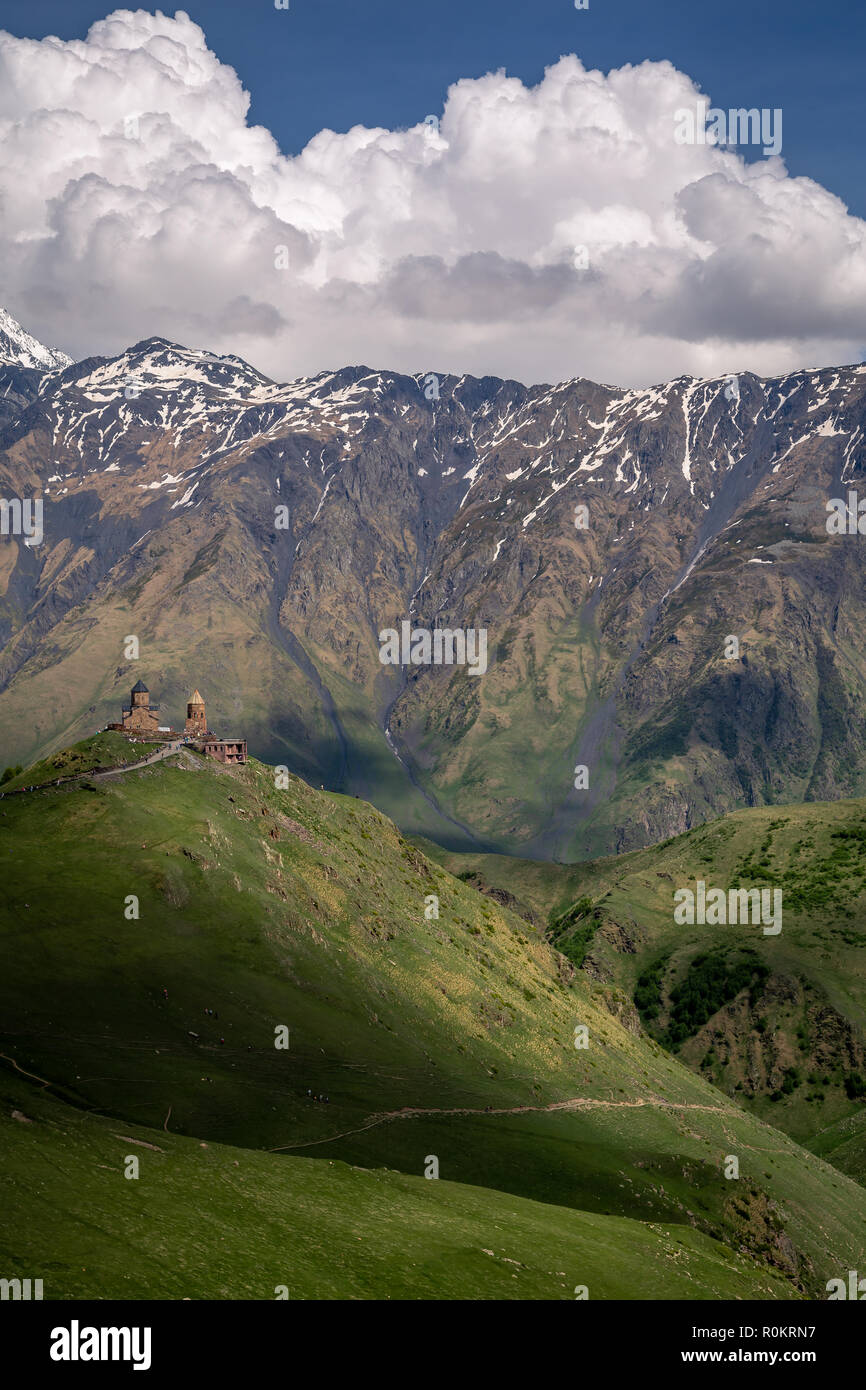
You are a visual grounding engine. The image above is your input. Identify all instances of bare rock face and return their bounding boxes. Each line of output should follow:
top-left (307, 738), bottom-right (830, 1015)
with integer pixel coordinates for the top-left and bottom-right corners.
top-left (454, 871), bottom-right (539, 925)
top-left (724, 1186), bottom-right (808, 1287)
top-left (597, 917), bottom-right (643, 955)
top-left (2, 314), bottom-right (866, 858)
top-left (598, 988), bottom-right (642, 1036)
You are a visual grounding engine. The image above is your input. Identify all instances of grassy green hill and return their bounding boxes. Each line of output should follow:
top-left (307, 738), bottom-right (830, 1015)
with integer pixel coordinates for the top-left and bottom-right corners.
top-left (1, 1071), bottom-right (799, 1301)
top-left (424, 801), bottom-right (866, 1160)
top-left (2, 738), bottom-right (865, 1298)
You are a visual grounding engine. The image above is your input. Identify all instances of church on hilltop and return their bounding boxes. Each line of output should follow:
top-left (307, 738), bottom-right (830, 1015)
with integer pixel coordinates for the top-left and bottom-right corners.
top-left (108, 682), bottom-right (247, 765)
top-left (118, 679), bottom-right (163, 736)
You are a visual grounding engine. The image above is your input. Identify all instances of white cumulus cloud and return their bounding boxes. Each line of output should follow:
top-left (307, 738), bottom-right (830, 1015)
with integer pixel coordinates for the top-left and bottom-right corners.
top-left (1, 7), bottom-right (864, 386)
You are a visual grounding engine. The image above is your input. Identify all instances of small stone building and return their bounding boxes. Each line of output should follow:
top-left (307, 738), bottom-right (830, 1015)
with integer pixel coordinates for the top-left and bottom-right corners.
top-left (200, 736), bottom-right (247, 766)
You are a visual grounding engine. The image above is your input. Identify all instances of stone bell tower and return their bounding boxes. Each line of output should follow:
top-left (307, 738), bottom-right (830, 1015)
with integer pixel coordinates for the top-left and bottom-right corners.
top-left (185, 689), bottom-right (207, 736)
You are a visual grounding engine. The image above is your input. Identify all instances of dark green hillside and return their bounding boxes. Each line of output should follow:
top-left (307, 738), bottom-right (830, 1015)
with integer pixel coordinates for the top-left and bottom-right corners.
top-left (0, 1072), bottom-right (797, 1302)
top-left (2, 737), bottom-right (866, 1298)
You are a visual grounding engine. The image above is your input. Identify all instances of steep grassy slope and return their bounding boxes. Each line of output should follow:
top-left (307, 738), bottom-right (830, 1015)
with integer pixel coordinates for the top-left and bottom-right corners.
top-left (0, 1072), bottom-right (797, 1302)
top-left (2, 738), bottom-right (866, 1297)
top-left (1, 730), bottom-right (160, 789)
top-left (809, 1110), bottom-right (866, 1186)
top-left (427, 802), bottom-right (866, 1160)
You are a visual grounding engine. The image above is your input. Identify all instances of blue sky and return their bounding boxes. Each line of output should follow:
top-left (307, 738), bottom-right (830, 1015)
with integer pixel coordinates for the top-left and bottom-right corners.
top-left (3, 0), bottom-right (864, 216)
top-left (1, 2), bottom-right (863, 385)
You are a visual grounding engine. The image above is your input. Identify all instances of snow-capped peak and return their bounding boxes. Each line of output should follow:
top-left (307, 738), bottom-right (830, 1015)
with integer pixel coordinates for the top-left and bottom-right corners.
top-left (69, 337), bottom-right (278, 401)
top-left (0, 307), bottom-right (72, 371)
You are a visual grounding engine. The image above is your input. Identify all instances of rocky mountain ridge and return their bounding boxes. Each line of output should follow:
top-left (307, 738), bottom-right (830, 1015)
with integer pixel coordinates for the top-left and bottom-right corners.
top-left (1, 312), bottom-right (864, 858)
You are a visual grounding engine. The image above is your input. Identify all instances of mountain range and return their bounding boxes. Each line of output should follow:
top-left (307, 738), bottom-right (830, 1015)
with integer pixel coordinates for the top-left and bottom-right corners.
top-left (1, 308), bottom-right (865, 861)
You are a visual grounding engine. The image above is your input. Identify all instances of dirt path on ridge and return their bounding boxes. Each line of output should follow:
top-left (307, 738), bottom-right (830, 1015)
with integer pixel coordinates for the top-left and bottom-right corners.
top-left (267, 1093), bottom-right (731, 1152)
